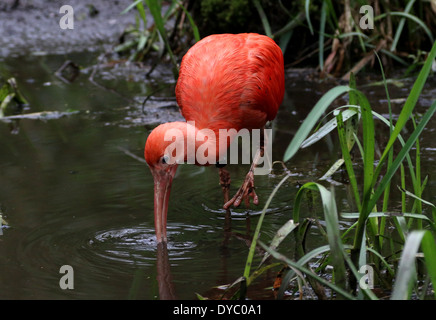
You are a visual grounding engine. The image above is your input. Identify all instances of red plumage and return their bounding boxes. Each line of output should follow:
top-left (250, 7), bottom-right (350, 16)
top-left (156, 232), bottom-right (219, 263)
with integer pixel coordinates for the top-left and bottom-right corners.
top-left (145, 33), bottom-right (285, 243)
top-left (175, 33), bottom-right (284, 133)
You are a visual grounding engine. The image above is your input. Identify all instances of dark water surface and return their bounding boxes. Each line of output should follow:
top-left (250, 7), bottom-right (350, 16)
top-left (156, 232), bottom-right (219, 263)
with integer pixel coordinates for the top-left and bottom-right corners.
top-left (0, 51), bottom-right (435, 299)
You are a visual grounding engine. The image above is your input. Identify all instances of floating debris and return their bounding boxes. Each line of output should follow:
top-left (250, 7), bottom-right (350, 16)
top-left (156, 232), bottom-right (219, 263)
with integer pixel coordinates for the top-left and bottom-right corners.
top-left (0, 110), bottom-right (79, 122)
top-left (0, 77), bottom-right (28, 118)
top-left (55, 60), bottom-right (81, 83)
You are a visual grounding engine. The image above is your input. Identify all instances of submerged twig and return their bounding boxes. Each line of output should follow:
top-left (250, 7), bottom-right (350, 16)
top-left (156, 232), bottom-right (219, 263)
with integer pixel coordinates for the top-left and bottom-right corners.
top-left (341, 40), bottom-right (386, 81)
top-left (117, 146), bottom-right (147, 164)
top-left (54, 60), bottom-right (80, 83)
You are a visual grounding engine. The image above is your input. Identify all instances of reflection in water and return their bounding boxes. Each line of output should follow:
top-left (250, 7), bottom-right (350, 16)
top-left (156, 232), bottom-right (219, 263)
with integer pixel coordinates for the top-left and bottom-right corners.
top-left (2, 52), bottom-right (434, 299)
top-left (154, 210), bottom-right (243, 300)
top-left (156, 242), bottom-right (176, 300)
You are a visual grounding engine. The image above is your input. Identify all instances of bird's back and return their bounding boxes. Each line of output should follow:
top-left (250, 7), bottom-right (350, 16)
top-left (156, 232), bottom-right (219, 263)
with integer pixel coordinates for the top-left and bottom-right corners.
top-left (175, 33), bottom-right (285, 133)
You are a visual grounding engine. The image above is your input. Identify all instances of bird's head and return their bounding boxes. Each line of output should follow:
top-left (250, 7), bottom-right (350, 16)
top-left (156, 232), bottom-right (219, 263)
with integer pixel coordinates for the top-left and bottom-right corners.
top-left (144, 122), bottom-right (187, 243)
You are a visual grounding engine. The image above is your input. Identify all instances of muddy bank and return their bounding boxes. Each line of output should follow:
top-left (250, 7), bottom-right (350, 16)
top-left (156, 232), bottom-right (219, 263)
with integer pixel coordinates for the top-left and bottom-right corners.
top-left (0, 0), bottom-right (136, 58)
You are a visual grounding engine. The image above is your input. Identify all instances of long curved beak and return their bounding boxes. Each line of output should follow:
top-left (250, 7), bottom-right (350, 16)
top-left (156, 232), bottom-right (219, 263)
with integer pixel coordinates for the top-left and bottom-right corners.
top-left (152, 165), bottom-right (178, 243)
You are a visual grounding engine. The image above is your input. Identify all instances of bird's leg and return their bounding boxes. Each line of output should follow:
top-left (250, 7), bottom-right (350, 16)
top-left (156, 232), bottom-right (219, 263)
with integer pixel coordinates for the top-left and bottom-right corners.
top-left (223, 148), bottom-right (262, 209)
top-left (219, 167), bottom-right (231, 204)
top-left (218, 166), bottom-right (233, 247)
top-left (224, 128), bottom-right (267, 209)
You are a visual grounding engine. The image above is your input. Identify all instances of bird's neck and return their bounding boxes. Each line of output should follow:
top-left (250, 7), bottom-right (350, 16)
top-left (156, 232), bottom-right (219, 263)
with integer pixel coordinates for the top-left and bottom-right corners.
top-left (166, 122), bottom-right (234, 166)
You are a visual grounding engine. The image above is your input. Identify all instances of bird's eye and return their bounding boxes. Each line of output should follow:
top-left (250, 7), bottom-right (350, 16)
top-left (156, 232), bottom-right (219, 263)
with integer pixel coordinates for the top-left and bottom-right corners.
top-left (161, 155), bottom-right (170, 164)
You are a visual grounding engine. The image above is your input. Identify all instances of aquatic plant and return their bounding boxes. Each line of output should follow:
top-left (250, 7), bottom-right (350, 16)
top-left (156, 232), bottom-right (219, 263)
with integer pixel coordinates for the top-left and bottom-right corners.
top-left (225, 40), bottom-right (436, 300)
top-left (118, 0), bottom-right (200, 79)
top-left (256, 0), bottom-right (436, 78)
top-left (118, 0), bottom-right (435, 80)
top-left (0, 78), bottom-right (28, 118)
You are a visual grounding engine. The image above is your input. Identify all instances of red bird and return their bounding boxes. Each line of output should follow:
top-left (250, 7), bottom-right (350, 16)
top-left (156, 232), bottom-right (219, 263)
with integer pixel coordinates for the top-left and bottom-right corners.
top-left (145, 33), bottom-right (285, 243)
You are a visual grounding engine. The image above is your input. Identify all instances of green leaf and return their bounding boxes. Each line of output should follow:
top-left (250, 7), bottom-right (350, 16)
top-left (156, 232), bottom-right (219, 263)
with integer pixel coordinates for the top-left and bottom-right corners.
top-left (341, 211), bottom-right (432, 222)
top-left (305, 0), bottom-right (314, 35)
top-left (259, 219), bottom-right (297, 266)
top-left (243, 174), bottom-right (290, 279)
top-left (391, 231), bottom-right (436, 300)
top-left (301, 108), bottom-right (359, 149)
top-left (398, 186), bottom-right (436, 209)
top-left (121, 0), bottom-right (143, 14)
top-left (318, 0), bottom-right (327, 70)
top-left (144, 0), bottom-right (179, 78)
top-left (253, 0), bottom-right (272, 38)
top-left (389, 0), bottom-right (415, 52)
top-left (136, 0), bottom-right (147, 26)
top-left (375, 11), bottom-right (434, 50)
top-left (283, 85), bottom-right (351, 162)
top-left (337, 111), bottom-right (361, 210)
top-left (259, 241), bottom-right (355, 300)
top-left (292, 182), bottom-right (348, 293)
top-left (319, 158), bottom-right (344, 181)
top-left (175, 0), bottom-right (200, 42)
top-left (368, 100), bottom-right (436, 214)
top-left (373, 40), bottom-right (436, 184)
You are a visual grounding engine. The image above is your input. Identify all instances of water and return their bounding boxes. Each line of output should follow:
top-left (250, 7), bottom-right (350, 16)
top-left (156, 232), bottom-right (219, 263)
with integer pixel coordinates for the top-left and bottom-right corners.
top-left (0, 51), bottom-right (435, 299)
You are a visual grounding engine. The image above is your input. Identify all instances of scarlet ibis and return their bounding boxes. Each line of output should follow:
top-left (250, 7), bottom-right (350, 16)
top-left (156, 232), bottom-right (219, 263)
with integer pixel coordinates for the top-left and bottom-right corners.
top-left (145, 33), bottom-right (285, 243)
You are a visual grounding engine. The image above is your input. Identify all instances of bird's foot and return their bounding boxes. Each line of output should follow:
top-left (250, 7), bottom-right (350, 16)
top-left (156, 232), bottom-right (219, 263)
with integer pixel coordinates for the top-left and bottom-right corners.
top-left (223, 170), bottom-right (259, 209)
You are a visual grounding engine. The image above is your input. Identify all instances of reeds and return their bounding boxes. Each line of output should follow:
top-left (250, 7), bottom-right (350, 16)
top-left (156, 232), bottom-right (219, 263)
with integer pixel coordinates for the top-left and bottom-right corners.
top-left (237, 40), bottom-right (436, 300)
top-left (119, 0), bottom-right (199, 79)
top-left (253, 0), bottom-right (435, 77)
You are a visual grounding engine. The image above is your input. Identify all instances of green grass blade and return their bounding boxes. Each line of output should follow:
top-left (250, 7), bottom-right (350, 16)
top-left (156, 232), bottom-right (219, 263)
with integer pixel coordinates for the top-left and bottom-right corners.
top-left (145, 0), bottom-right (179, 78)
top-left (368, 100), bottom-right (436, 214)
top-left (277, 244), bottom-right (332, 299)
top-left (398, 186), bottom-right (435, 209)
top-left (337, 112), bottom-right (361, 210)
top-left (375, 51), bottom-right (393, 249)
top-left (357, 91), bottom-right (374, 206)
top-left (391, 230), bottom-right (436, 300)
top-left (420, 232), bottom-right (436, 299)
top-left (342, 211), bottom-right (431, 220)
top-left (243, 174), bottom-right (290, 279)
top-left (273, 11), bottom-right (305, 39)
top-left (319, 158), bottom-right (344, 181)
top-left (373, 40), bottom-right (436, 196)
top-left (279, 30), bottom-right (293, 55)
top-left (121, 0), bottom-right (143, 14)
top-left (318, 0), bottom-right (327, 70)
top-left (253, 0), bottom-right (272, 37)
top-left (322, 186), bottom-right (348, 293)
top-left (136, 0), bottom-right (147, 26)
top-left (260, 219), bottom-right (297, 266)
top-left (375, 11), bottom-right (434, 48)
top-left (366, 247), bottom-right (395, 277)
top-left (305, 0), bottom-right (313, 35)
top-left (283, 86), bottom-right (351, 162)
top-left (175, 0), bottom-right (200, 42)
top-left (292, 182), bottom-right (348, 293)
top-left (391, 231), bottom-right (422, 299)
top-left (301, 108), bottom-right (358, 149)
top-left (259, 242), bottom-right (355, 300)
top-left (337, 32), bottom-right (369, 40)
top-left (0, 93), bottom-right (15, 118)
top-left (346, 73), bottom-right (360, 151)
top-left (389, 0), bottom-right (416, 52)
top-left (352, 92), bottom-right (375, 251)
